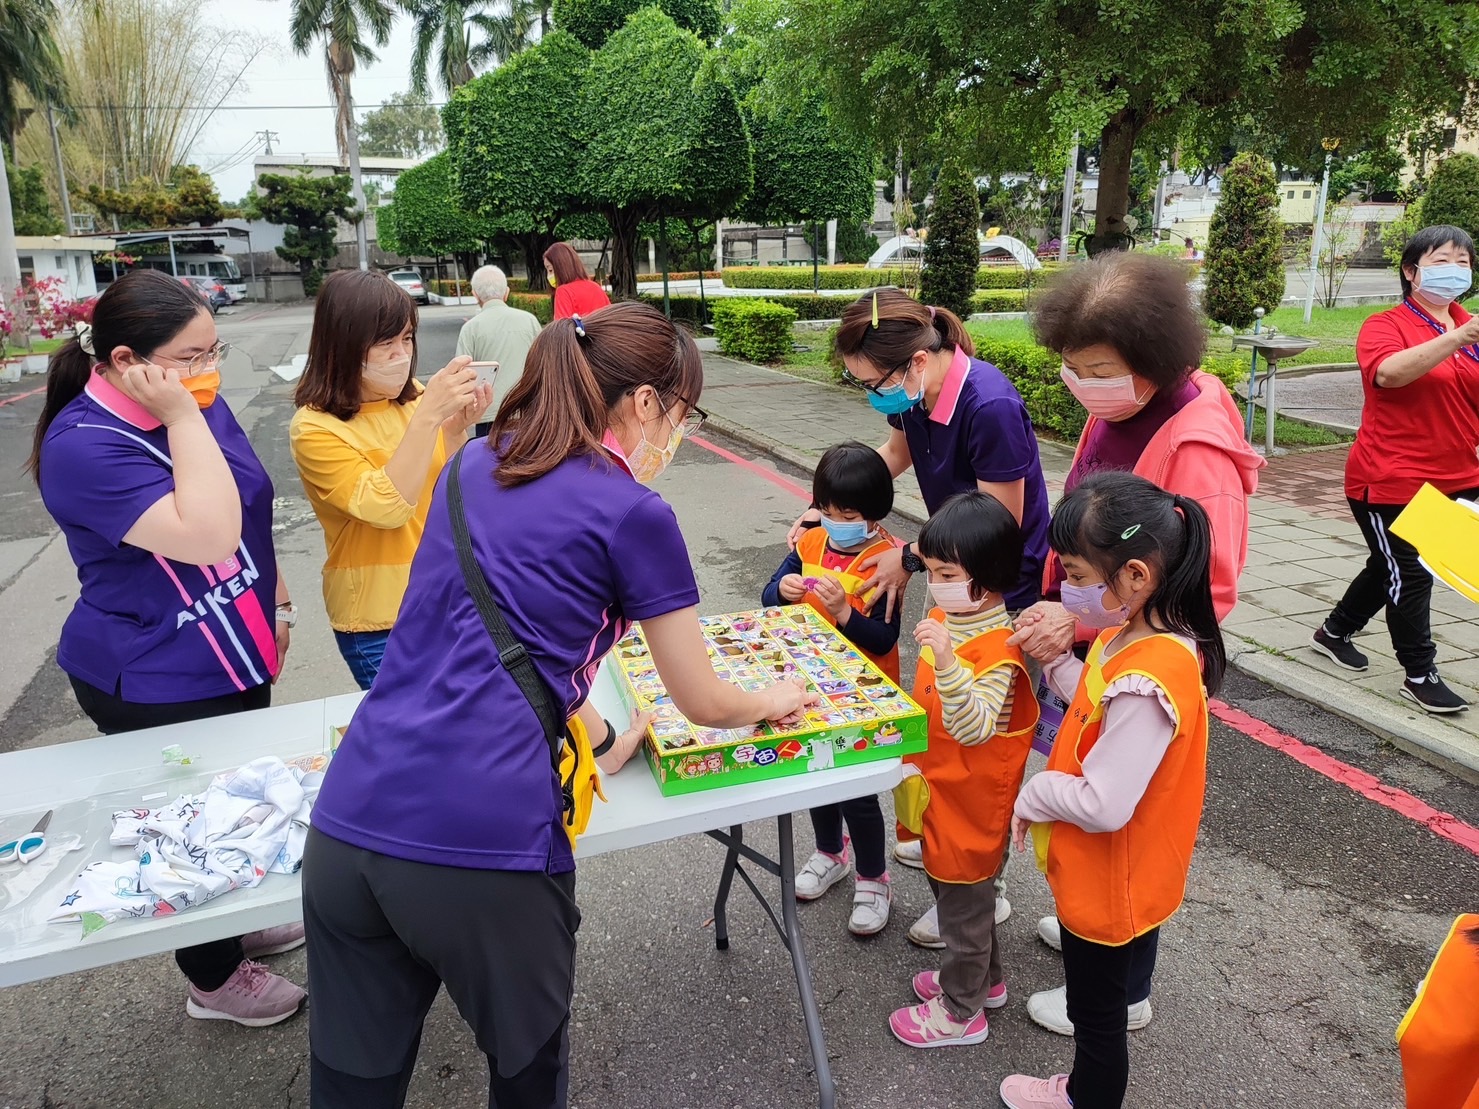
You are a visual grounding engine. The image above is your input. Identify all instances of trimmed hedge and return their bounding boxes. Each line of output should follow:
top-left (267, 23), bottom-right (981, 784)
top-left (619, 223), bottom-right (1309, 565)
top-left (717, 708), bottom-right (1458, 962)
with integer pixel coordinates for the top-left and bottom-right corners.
top-left (430, 280), bottom-right (472, 296)
top-left (636, 270), bottom-right (722, 283)
top-left (721, 263), bottom-right (1065, 291)
top-left (637, 292), bottom-right (867, 325)
top-left (509, 292), bottom-right (554, 324)
top-left (970, 289), bottom-right (1028, 312)
top-left (712, 299), bottom-right (797, 363)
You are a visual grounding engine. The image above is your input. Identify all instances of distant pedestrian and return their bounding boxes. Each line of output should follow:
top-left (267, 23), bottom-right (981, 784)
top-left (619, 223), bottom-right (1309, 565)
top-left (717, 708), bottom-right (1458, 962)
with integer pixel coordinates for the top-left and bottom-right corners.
top-left (1309, 225), bottom-right (1479, 714)
top-left (456, 265), bottom-right (542, 438)
top-left (544, 241), bottom-right (610, 321)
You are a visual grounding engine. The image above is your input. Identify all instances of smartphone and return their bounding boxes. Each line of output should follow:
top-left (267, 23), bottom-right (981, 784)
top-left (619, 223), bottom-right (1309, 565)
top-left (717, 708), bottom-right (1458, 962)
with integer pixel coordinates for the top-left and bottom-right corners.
top-left (468, 361), bottom-right (499, 389)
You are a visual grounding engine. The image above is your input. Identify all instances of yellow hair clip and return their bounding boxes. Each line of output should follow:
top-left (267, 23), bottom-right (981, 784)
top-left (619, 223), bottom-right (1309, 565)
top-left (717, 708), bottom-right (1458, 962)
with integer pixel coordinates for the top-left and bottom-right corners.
top-left (871, 292), bottom-right (880, 328)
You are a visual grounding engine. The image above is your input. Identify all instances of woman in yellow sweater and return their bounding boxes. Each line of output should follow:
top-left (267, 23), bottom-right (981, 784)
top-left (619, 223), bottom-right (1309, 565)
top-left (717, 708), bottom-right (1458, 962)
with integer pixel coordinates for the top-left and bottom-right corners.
top-left (290, 270), bottom-right (491, 688)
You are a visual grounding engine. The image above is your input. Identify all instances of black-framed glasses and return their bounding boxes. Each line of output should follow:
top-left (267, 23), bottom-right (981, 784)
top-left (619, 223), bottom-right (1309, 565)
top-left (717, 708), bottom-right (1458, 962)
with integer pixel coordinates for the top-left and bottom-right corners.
top-left (842, 359), bottom-right (909, 395)
top-left (675, 399), bottom-right (708, 438)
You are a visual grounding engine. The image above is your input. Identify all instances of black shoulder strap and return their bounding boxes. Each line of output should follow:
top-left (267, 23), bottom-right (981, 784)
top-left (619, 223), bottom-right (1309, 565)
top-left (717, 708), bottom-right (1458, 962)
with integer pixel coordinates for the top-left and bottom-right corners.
top-left (445, 444), bottom-right (565, 770)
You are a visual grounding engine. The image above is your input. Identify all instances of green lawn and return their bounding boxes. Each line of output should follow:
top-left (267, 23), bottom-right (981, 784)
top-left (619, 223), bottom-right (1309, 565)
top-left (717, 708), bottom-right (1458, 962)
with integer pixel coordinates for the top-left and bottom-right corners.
top-left (5, 336), bottom-right (66, 359)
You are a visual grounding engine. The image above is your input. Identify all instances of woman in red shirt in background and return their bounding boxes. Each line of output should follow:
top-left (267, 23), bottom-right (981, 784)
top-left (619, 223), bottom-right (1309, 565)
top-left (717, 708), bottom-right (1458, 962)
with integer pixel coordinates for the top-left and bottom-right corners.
top-left (1311, 225), bottom-right (1479, 714)
top-left (544, 241), bottom-right (611, 320)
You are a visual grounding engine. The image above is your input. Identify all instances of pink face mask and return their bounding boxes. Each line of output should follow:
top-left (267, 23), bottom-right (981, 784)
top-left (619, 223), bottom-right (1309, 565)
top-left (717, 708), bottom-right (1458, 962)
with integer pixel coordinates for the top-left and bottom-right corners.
top-left (1059, 366), bottom-right (1149, 421)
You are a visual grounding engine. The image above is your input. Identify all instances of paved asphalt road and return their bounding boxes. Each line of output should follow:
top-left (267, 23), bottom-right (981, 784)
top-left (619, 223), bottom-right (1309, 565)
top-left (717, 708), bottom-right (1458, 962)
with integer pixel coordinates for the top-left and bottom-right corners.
top-left (0, 302), bottom-right (1474, 1108)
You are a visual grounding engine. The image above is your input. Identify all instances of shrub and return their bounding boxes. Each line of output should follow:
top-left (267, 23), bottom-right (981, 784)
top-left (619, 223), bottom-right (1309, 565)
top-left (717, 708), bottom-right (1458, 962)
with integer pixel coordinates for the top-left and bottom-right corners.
top-left (509, 292), bottom-right (555, 324)
top-left (1202, 153), bottom-right (1284, 328)
top-left (969, 290), bottom-right (1028, 313)
top-left (711, 299), bottom-right (797, 362)
top-left (636, 270), bottom-right (722, 283)
top-left (973, 338), bottom-right (1086, 440)
top-left (1419, 153), bottom-right (1479, 239)
top-left (507, 276), bottom-right (530, 294)
top-left (920, 160), bottom-right (981, 320)
top-left (638, 292), bottom-right (867, 325)
top-left (835, 220), bottom-right (879, 263)
top-left (430, 280), bottom-right (472, 296)
top-left (720, 264), bottom-right (1049, 292)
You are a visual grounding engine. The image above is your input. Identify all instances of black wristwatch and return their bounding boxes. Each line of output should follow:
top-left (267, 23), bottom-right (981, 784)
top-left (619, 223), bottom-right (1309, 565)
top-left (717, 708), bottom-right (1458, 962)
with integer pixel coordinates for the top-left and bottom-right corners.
top-left (900, 542), bottom-right (925, 575)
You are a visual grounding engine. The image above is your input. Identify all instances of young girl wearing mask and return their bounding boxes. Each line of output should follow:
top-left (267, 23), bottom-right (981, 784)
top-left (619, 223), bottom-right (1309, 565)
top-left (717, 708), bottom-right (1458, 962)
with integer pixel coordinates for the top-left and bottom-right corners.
top-left (1003, 471), bottom-right (1221, 1109)
top-left (889, 491), bottom-right (1038, 1049)
top-left (291, 270), bottom-right (491, 689)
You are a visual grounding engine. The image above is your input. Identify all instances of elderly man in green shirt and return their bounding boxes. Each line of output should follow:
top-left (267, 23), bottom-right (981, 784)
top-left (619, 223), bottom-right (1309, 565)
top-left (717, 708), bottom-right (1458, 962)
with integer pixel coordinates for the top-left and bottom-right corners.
top-left (457, 265), bottom-right (543, 436)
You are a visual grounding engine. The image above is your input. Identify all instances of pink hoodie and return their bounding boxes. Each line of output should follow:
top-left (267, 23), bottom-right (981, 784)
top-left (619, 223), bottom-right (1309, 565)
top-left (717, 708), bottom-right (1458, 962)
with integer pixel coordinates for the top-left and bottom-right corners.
top-left (1063, 371), bottom-right (1264, 622)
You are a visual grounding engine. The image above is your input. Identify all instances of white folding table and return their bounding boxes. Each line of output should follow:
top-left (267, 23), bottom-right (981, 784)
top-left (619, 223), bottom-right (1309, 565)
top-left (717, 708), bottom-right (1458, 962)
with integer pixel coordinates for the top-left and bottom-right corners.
top-left (0, 662), bottom-right (899, 1109)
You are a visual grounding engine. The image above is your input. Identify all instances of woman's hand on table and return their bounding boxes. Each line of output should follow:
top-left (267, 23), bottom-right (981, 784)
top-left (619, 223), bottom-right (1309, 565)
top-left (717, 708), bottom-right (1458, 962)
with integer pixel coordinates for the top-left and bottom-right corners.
top-left (1007, 602), bottom-right (1077, 662)
top-left (760, 677), bottom-right (821, 727)
top-left (118, 363), bottom-right (200, 427)
top-left (596, 708), bottom-right (654, 775)
top-left (785, 509), bottom-right (821, 550)
top-left (857, 544), bottom-right (909, 622)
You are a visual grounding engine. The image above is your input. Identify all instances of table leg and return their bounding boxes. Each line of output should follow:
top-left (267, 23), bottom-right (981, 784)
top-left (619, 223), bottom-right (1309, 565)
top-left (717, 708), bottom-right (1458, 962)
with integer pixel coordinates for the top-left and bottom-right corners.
top-left (712, 823), bottom-right (742, 952)
top-left (777, 812), bottom-right (837, 1109)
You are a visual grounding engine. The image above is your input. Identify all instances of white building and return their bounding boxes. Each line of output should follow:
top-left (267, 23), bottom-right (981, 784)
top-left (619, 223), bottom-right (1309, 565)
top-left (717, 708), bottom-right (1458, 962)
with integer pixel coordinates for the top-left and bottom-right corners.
top-left (15, 235), bottom-right (116, 300)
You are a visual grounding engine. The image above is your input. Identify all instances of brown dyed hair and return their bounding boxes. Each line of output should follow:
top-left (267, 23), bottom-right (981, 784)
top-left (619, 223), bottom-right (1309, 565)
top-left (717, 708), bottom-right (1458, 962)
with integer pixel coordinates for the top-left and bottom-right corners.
top-left (1030, 252), bottom-right (1206, 389)
top-left (834, 288), bottom-right (974, 375)
top-left (543, 241), bottom-right (590, 285)
top-left (295, 270), bottom-right (419, 420)
top-left (491, 301), bottom-right (703, 486)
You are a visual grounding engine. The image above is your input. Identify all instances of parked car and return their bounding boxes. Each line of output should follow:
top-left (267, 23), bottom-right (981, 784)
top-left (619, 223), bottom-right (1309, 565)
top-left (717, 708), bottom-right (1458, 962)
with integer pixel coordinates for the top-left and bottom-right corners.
top-left (388, 268), bottom-right (429, 304)
top-left (181, 275), bottom-right (230, 314)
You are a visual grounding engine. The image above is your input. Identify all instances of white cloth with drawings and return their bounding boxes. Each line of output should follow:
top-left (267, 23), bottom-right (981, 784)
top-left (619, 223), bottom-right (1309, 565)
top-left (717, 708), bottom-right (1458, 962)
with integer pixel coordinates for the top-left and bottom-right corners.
top-left (50, 757), bottom-right (322, 926)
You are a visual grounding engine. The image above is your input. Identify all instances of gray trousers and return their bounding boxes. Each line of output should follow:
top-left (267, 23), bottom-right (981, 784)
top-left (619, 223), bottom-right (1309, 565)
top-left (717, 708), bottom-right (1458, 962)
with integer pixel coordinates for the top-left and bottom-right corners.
top-left (929, 874), bottom-right (1003, 1019)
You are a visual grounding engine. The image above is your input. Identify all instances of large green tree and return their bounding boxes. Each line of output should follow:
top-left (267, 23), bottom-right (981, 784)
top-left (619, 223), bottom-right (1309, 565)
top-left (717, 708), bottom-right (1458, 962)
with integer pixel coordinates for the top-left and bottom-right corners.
top-left (768, 0), bottom-right (1479, 255)
top-left (1419, 153), bottom-right (1479, 240)
top-left (377, 151), bottom-right (492, 276)
top-left (1203, 154), bottom-right (1284, 328)
top-left (920, 159), bottom-right (979, 320)
top-left (254, 170), bottom-right (357, 296)
top-left (5, 154), bottom-right (64, 235)
top-left (401, 0), bottom-right (542, 97)
top-left (81, 165), bottom-right (230, 229)
top-left (552, 0), bottom-right (719, 48)
top-left (360, 91), bottom-right (444, 157)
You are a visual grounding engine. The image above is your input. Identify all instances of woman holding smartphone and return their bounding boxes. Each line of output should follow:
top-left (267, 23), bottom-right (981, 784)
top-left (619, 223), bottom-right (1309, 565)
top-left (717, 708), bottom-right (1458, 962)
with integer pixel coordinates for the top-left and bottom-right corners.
top-left (290, 269), bottom-right (491, 689)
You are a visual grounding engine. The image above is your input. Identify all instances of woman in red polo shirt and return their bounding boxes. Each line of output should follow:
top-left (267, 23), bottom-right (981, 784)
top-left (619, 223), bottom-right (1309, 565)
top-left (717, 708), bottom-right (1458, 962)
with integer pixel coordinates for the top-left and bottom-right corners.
top-left (1310, 225), bottom-right (1479, 713)
top-left (544, 241), bottom-right (611, 320)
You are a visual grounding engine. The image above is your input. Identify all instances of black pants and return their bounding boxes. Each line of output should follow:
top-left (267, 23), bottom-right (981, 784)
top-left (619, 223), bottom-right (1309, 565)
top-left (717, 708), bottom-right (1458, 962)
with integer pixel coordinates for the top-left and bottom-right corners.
top-left (810, 794), bottom-right (886, 879)
top-left (1324, 488), bottom-right (1479, 676)
top-left (69, 675), bottom-right (272, 992)
top-left (303, 828), bottom-right (579, 1109)
top-left (1061, 926), bottom-right (1160, 1109)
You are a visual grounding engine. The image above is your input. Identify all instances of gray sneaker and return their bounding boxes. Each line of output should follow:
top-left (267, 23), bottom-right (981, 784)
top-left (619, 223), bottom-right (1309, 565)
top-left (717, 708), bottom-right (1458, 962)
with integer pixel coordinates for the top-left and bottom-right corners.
top-left (186, 960), bottom-right (306, 1027)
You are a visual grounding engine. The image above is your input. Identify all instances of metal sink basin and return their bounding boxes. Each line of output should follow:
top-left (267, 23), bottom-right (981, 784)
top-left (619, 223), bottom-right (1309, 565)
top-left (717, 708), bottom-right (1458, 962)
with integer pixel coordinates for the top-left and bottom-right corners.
top-left (1231, 334), bottom-right (1320, 362)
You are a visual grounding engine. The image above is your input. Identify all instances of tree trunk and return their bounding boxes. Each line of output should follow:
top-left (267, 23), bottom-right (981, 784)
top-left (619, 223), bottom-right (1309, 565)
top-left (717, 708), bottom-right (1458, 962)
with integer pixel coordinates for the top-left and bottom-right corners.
top-left (1089, 109), bottom-right (1142, 256)
top-left (606, 205), bottom-right (640, 301)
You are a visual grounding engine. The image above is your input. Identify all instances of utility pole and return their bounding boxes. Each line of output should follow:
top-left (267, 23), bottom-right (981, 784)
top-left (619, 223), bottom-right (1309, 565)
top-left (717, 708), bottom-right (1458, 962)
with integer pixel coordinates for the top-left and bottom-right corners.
top-left (1058, 133), bottom-right (1079, 263)
top-left (344, 100), bottom-right (370, 270)
top-left (256, 130), bottom-right (280, 156)
top-left (1303, 138), bottom-right (1341, 325)
top-left (48, 105), bottom-right (74, 235)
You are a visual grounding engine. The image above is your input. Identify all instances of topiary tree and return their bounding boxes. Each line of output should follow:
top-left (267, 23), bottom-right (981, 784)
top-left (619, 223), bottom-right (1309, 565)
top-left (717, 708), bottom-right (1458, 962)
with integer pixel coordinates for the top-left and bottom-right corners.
top-left (1419, 153), bottom-right (1479, 240)
top-left (553, 0), bottom-right (721, 48)
top-left (254, 169), bottom-right (356, 297)
top-left (377, 152), bottom-right (493, 279)
top-left (835, 220), bottom-right (879, 264)
top-left (919, 159), bottom-right (980, 320)
top-left (1202, 153), bottom-right (1284, 328)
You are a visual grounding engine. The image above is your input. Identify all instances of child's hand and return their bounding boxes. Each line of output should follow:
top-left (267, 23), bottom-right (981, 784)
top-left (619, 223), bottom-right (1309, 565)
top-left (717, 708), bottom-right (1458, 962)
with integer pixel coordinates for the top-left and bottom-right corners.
top-left (1011, 814), bottom-right (1031, 853)
top-left (914, 618), bottom-right (954, 666)
top-left (811, 576), bottom-right (851, 623)
top-left (778, 573), bottom-right (807, 602)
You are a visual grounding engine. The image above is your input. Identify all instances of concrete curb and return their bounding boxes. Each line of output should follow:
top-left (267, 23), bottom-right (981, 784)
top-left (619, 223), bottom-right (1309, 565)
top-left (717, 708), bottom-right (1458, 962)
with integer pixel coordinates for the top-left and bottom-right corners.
top-left (1229, 642), bottom-right (1479, 784)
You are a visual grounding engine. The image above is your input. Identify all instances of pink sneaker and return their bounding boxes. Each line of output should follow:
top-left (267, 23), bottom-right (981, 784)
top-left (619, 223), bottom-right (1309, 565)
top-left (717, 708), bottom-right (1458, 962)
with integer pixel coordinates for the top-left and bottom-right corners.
top-left (999, 1073), bottom-right (1072, 1109)
top-left (889, 995), bottom-right (989, 1048)
top-left (912, 970), bottom-right (1007, 1009)
top-left (242, 923), bottom-right (305, 958)
top-left (186, 960), bottom-right (306, 1027)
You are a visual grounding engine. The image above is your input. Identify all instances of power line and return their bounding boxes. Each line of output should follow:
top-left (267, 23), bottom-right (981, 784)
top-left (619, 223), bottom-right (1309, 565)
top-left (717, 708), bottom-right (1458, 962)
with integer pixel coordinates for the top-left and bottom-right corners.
top-left (65, 102), bottom-right (449, 111)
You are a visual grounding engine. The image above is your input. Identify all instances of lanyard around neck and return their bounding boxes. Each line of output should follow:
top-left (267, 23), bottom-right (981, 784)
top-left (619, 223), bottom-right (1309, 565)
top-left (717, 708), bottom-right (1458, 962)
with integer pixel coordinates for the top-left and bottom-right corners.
top-left (1402, 298), bottom-right (1479, 366)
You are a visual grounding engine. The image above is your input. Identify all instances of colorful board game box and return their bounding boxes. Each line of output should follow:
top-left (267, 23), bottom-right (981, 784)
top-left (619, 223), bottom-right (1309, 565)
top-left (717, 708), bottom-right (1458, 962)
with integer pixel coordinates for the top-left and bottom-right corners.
top-left (612, 605), bottom-right (928, 796)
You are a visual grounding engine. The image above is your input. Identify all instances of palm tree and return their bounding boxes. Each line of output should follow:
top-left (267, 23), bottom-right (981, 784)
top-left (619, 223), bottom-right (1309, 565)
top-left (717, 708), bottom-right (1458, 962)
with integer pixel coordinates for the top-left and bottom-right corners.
top-left (402, 0), bottom-right (542, 99)
top-left (289, 0), bottom-right (395, 270)
top-left (0, 0), bottom-right (68, 157)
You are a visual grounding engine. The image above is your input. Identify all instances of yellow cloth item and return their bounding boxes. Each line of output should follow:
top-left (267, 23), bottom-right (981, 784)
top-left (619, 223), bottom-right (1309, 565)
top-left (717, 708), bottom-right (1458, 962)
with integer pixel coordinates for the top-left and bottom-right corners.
top-left (290, 392), bottom-right (449, 632)
top-left (561, 714), bottom-right (607, 848)
top-left (1391, 483), bottom-right (1479, 605)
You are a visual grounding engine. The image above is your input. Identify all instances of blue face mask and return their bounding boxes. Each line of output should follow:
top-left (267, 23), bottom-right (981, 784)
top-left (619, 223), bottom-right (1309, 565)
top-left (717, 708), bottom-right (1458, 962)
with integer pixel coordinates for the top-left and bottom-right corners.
top-left (819, 515), bottom-right (877, 548)
top-left (866, 370), bottom-right (923, 416)
top-left (1417, 262), bottom-right (1473, 305)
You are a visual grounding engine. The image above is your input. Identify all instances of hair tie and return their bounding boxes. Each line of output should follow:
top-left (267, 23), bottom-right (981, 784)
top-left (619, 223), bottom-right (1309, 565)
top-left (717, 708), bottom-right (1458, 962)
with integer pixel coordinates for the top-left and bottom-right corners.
top-left (571, 314), bottom-right (586, 339)
top-left (76, 322), bottom-right (96, 357)
top-left (928, 306), bottom-right (937, 320)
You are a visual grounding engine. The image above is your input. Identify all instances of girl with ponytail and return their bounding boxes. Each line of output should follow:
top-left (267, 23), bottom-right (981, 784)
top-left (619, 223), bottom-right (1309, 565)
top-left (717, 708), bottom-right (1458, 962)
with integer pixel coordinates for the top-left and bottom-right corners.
top-left (1002, 471), bottom-right (1220, 1109)
top-left (303, 301), bottom-right (821, 1106)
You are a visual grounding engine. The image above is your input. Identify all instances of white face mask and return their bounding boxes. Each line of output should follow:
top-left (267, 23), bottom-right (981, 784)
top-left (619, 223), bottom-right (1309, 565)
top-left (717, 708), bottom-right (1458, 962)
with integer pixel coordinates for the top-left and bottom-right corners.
top-left (927, 579), bottom-right (982, 614)
top-left (363, 355), bottom-right (412, 400)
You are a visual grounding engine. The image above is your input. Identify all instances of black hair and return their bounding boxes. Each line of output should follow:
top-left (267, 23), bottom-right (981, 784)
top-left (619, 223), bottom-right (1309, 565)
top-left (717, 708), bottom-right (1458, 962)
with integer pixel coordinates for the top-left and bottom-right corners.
top-left (812, 441), bottom-right (894, 522)
top-left (916, 491), bottom-right (1023, 598)
top-left (27, 269), bottom-right (208, 484)
top-left (1400, 224), bottom-right (1476, 299)
top-left (1049, 471), bottom-right (1225, 693)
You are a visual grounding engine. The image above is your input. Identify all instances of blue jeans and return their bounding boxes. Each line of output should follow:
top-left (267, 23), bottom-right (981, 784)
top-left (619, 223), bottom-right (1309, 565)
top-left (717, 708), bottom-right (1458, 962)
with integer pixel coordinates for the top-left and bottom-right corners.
top-left (334, 630), bottom-right (392, 691)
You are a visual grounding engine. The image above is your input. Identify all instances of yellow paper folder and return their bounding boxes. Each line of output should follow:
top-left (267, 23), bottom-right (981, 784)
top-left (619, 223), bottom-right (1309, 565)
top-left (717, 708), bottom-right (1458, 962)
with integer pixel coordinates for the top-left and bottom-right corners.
top-left (1390, 483), bottom-right (1479, 605)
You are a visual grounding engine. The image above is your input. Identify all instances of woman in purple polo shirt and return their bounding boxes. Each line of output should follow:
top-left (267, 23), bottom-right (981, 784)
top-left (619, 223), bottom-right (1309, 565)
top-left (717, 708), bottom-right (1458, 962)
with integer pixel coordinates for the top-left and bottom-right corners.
top-left (27, 269), bottom-right (305, 1027)
top-left (302, 302), bottom-right (818, 1108)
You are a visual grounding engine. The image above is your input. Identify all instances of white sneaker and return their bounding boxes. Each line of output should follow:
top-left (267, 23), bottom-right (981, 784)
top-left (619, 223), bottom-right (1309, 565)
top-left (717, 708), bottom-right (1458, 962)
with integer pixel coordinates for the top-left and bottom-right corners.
top-left (907, 903), bottom-right (946, 949)
top-left (1026, 984), bottom-right (1154, 1037)
top-left (795, 847), bottom-right (851, 901)
top-left (996, 895), bottom-right (1012, 925)
top-left (848, 877), bottom-right (892, 936)
top-left (1037, 914), bottom-right (1062, 951)
top-left (893, 838), bottom-right (924, 869)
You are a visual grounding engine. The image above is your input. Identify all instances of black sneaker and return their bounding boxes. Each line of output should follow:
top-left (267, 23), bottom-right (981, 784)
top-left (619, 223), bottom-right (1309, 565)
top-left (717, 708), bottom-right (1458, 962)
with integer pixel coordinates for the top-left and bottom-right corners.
top-left (1401, 672), bottom-right (1470, 714)
top-left (1310, 625), bottom-right (1369, 672)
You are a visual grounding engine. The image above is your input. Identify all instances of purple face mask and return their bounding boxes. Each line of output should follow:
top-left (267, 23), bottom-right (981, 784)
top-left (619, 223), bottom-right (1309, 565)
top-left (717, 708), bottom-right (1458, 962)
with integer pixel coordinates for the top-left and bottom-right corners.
top-left (1060, 580), bottom-right (1129, 629)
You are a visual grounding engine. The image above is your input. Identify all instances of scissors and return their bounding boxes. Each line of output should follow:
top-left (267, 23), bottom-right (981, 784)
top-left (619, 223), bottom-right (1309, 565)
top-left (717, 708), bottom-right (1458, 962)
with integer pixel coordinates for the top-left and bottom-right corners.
top-left (0, 811), bottom-right (52, 865)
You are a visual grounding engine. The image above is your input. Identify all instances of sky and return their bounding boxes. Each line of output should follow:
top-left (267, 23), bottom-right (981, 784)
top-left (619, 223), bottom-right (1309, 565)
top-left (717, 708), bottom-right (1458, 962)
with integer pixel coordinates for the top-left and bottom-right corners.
top-left (188, 0), bottom-right (427, 201)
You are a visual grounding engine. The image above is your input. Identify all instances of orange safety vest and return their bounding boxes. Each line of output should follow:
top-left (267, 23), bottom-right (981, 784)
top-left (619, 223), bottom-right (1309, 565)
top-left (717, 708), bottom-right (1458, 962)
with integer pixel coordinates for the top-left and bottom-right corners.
top-left (795, 526), bottom-right (900, 683)
top-left (902, 615), bottom-right (1037, 884)
top-left (1397, 913), bottom-right (1479, 1109)
top-left (1033, 631), bottom-right (1208, 946)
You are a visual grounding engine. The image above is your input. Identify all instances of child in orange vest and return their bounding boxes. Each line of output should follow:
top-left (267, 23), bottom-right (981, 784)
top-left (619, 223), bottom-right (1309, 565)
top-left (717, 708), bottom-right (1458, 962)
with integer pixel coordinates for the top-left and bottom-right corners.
top-left (888, 491), bottom-right (1038, 1049)
top-left (763, 442), bottom-right (902, 936)
top-left (1398, 914), bottom-right (1479, 1109)
top-left (1002, 472), bottom-right (1223, 1109)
